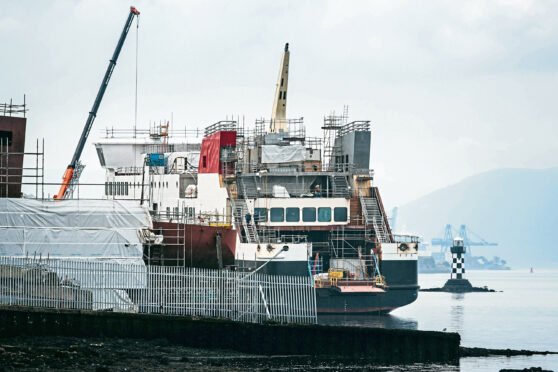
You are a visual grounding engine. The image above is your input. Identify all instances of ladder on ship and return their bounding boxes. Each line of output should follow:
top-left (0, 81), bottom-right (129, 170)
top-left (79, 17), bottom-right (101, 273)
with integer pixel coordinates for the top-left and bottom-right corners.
top-left (238, 176), bottom-right (259, 198)
top-left (230, 198), bottom-right (259, 244)
top-left (359, 189), bottom-right (392, 243)
top-left (331, 175), bottom-right (350, 198)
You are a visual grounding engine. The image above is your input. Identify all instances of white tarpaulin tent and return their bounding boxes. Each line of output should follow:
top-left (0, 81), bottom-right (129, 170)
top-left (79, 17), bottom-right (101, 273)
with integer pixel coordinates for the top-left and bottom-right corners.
top-left (0, 198), bottom-right (152, 309)
top-left (0, 198), bottom-right (149, 260)
top-left (261, 144), bottom-right (305, 163)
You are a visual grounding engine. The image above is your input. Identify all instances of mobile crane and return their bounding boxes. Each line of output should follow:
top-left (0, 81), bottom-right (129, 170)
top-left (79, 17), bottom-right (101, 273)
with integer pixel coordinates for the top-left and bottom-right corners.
top-left (54, 6), bottom-right (140, 199)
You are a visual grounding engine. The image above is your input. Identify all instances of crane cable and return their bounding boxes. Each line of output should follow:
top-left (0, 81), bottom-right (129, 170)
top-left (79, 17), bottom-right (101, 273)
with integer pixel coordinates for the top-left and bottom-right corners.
top-left (134, 13), bottom-right (139, 137)
top-left (133, 14), bottom-right (140, 199)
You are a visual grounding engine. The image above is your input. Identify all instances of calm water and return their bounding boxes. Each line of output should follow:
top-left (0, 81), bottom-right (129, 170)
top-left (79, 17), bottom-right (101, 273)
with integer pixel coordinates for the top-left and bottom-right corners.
top-left (319, 270), bottom-right (558, 371)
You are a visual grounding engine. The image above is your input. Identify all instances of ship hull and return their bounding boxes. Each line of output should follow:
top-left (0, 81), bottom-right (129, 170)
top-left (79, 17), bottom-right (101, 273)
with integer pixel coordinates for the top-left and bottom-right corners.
top-left (236, 257), bottom-right (419, 315)
top-left (316, 286), bottom-right (418, 314)
top-left (152, 221), bottom-right (237, 268)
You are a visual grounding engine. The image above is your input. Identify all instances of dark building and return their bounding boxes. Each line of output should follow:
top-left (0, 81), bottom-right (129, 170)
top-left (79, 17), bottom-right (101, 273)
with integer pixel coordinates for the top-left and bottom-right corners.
top-left (0, 102), bottom-right (27, 198)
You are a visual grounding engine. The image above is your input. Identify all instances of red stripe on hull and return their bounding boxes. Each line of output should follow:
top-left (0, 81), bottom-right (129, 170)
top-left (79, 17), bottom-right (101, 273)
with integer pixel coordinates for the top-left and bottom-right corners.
top-left (152, 222), bottom-right (236, 268)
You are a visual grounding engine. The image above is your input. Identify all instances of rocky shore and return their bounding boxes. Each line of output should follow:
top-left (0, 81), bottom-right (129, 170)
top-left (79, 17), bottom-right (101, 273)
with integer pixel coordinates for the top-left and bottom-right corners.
top-left (0, 336), bottom-right (452, 372)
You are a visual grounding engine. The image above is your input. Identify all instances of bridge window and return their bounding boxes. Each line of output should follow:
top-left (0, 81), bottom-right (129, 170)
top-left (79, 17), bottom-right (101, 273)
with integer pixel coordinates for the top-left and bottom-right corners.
top-left (286, 207), bottom-right (300, 222)
top-left (270, 208), bottom-right (284, 222)
top-left (302, 207), bottom-right (316, 222)
top-left (318, 207), bottom-right (331, 222)
top-left (254, 208), bottom-right (268, 222)
top-left (334, 207), bottom-right (348, 222)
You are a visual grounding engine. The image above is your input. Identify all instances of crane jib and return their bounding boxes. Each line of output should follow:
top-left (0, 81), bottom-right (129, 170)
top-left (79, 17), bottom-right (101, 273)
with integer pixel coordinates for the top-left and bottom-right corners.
top-left (55, 7), bottom-right (139, 199)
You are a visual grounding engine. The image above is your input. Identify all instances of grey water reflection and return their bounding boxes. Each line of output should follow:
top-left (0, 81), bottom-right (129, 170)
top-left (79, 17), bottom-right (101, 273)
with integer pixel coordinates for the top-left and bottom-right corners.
top-left (318, 314), bottom-right (418, 330)
top-left (450, 293), bottom-right (465, 334)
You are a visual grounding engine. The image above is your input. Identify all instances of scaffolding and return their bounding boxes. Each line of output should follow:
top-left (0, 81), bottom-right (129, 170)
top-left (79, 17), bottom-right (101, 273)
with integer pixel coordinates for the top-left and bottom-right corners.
top-left (321, 106), bottom-right (348, 170)
top-left (0, 97), bottom-right (28, 117)
top-left (204, 120), bottom-right (240, 137)
top-left (0, 138), bottom-right (44, 199)
top-left (102, 125), bottom-right (204, 139)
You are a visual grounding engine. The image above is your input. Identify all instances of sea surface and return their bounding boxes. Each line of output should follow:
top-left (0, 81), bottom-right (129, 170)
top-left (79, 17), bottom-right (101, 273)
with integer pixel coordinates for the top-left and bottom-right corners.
top-left (318, 269), bottom-right (558, 371)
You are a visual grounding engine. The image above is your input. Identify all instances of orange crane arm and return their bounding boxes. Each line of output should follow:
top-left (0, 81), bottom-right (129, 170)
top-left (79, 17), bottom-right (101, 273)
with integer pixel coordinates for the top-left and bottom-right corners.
top-left (54, 7), bottom-right (140, 199)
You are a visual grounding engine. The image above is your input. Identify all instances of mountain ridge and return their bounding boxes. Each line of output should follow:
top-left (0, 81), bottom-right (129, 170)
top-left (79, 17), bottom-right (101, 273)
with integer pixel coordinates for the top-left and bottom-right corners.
top-left (395, 167), bottom-right (558, 268)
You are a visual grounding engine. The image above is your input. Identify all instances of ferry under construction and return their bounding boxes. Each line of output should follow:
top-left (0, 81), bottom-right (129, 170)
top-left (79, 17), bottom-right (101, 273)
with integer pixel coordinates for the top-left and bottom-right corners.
top-left (2, 7), bottom-right (418, 315)
top-left (94, 43), bottom-right (419, 314)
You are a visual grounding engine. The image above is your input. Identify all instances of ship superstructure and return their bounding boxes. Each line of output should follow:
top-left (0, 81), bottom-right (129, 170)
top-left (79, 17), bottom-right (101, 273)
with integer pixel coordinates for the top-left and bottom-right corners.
top-left (93, 43), bottom-right (419, 313)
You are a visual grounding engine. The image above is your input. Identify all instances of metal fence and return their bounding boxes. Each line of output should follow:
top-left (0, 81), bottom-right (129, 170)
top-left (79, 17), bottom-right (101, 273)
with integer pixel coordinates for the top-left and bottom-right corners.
top-left (0, 257), bottom-right (317, 324)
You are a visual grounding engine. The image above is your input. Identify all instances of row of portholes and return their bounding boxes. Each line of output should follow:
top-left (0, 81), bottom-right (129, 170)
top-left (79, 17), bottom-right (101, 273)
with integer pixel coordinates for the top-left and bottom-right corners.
top-left (105, 180), bottom-right (180, 196)
top-left (151, 181), bottom-right (180, 189)
top-left (105, 182), bottom-right (129, 196)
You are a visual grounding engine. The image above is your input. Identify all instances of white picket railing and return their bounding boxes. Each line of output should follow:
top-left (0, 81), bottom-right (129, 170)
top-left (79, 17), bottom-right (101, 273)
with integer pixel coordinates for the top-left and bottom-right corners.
top-left (0, 257), bottom-right (317, 325)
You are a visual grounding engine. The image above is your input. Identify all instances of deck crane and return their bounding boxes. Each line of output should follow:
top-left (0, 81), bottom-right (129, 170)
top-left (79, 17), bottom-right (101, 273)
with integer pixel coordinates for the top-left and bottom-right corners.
top-left (54, 6), bottom-right (140, 199)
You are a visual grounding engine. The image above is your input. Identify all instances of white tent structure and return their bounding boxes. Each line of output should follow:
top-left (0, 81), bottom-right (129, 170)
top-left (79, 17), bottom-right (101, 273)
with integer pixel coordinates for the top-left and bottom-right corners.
top-left (0, 198), bottom-right (152, 310)
top-left (0, 198), bottom-right (150, 261)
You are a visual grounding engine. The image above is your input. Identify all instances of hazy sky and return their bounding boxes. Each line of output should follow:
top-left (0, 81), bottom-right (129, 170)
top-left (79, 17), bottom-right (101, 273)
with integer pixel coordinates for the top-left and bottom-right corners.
top-left (2, 0), bottom-right (557, 207)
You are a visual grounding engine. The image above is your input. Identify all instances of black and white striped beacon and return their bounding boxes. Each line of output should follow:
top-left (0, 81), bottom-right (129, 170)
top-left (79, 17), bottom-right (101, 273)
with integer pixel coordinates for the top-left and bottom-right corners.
top-left (450, 237), bottom-right (465, 280)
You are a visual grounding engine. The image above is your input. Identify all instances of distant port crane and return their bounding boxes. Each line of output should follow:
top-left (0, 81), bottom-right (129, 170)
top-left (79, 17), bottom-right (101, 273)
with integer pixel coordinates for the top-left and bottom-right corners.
top-left (431, 224), bottom-right (497, 255)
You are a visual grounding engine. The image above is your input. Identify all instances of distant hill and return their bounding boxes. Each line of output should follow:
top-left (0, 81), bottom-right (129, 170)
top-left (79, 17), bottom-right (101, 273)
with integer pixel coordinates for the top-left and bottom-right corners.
top-left (395, 168), bottom-right (558, 269)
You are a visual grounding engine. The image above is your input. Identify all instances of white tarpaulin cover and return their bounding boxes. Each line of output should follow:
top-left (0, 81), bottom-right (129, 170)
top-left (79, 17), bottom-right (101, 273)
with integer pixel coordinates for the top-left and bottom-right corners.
top-left (0, 198), bottom-right (150, 261)
top-left (0, 198), bottom-right (151, 308)
top-left (272, 185), bottom-right (290, 198)
top-left (261, 145), bottom-right (305, 164)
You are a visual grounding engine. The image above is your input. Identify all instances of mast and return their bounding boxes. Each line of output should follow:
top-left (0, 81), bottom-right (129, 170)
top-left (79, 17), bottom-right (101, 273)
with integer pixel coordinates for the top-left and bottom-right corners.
top-left (270, 43), bottom-right (290, 133)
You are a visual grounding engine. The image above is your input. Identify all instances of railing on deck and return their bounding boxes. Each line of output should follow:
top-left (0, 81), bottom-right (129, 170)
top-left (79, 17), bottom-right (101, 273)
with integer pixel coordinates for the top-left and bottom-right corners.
top-left (204, 121), bottom-right (240, 137)
top-left (101, 127), bottom-right (204, 139)
top-left (0, 257), bottom-right (317, 324)
top-left (254, 118), bottom-right (305, 139)
top-left (337, 121), bottom-right (371, 137)
top-left (393, 234), bottom-right (420, 243)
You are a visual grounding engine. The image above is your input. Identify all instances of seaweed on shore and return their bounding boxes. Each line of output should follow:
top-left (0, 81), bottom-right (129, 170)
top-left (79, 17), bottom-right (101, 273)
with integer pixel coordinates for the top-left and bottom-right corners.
top-left (460, 346), bottom-right (558, 357)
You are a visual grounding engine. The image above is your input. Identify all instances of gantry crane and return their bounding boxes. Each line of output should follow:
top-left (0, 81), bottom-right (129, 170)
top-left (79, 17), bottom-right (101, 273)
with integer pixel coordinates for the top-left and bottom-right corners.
top-left (431, 224), bottom-right (498, 255)
top-left (54, 6), bottom-right (140, 199)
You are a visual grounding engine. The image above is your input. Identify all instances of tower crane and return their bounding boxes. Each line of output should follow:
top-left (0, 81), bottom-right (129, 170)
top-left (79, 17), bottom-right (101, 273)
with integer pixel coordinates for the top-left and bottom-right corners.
top-left (54, 6), bottom-right (140, 199)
